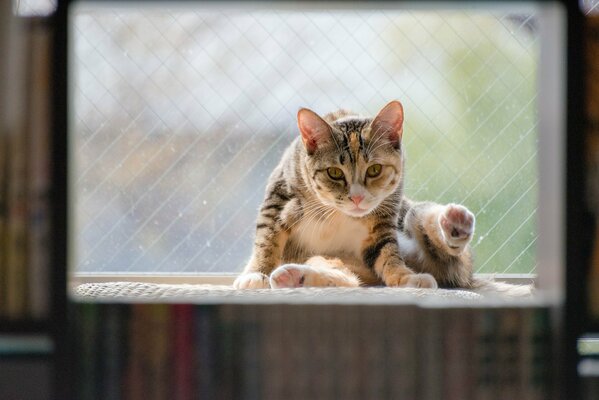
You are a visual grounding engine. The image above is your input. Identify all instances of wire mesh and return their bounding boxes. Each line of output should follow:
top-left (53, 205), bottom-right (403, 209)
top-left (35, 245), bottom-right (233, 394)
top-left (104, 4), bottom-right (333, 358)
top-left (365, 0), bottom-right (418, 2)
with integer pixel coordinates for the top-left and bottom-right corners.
top-left (72, 6), bottom-right (539, 275)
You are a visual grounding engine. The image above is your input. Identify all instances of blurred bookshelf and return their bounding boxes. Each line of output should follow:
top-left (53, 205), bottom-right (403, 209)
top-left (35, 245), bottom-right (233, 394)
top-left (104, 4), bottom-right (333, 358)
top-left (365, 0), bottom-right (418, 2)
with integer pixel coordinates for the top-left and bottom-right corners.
top-left (0, 0), bottom-right (598, 399)
top-left (0, 0), bottom-right (67, 398)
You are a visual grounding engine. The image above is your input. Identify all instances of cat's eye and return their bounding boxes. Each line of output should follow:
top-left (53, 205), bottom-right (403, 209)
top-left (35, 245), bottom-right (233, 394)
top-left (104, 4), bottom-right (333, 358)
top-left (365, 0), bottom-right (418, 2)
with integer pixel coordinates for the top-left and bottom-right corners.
top-left (327, 167), bottom-right (344, 180)
top-left (367, 164), bottom-right (382, 178)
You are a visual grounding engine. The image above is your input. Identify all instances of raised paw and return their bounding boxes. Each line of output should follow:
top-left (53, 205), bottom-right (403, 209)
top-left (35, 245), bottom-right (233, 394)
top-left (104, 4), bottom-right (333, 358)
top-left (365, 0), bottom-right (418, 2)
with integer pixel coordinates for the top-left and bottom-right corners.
top-left (439, 204), bottom-right (475, 253)
top-left (233, 272), bottom-right (271, 289)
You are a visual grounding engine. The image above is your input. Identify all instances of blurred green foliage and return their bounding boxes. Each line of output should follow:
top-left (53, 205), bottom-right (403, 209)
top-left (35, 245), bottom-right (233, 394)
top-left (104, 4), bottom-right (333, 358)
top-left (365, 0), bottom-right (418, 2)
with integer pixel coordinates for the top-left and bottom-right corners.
top-left (391, 15), bottom-right (538, 274)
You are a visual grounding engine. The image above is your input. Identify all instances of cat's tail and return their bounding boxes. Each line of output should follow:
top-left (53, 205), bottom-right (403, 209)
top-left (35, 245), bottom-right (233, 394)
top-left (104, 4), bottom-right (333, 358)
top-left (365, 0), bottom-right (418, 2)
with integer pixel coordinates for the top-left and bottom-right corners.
top-left (469, 276), bottom-right (535, 298)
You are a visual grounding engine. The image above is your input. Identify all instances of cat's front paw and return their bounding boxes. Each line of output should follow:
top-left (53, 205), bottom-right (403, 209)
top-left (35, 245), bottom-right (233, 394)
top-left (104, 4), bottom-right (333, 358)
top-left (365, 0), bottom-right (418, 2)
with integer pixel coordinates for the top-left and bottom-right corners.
top-left (270, 264), bottom-right (309, 289)
top-left (439, 204), bottom-right (475, 254)
top-left (270, 264), bottom-right (357, 288)
top-left (233, 272), bottom-right (271, 289)
top-left (385, 272), bottom-right (438, 289)
top-left (400, 273), bottom-right (438, 289)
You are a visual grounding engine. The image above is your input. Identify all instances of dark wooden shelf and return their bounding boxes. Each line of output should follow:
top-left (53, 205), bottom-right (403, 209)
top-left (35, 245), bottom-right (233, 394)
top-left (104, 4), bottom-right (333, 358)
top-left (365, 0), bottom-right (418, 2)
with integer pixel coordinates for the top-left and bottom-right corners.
top-left (0, 319), bottom-right (51, 335)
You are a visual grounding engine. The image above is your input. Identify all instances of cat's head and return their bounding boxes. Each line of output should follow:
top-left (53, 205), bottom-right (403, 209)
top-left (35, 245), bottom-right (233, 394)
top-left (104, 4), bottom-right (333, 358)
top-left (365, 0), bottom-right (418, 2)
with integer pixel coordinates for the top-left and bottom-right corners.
top-left (297, 100), bottom-right (404, 218)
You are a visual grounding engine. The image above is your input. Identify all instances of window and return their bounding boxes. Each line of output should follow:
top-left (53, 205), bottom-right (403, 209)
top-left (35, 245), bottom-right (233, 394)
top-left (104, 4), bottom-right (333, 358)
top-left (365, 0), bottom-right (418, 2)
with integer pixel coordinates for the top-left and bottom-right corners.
top-left (71, 4), bottom-right (540, 276)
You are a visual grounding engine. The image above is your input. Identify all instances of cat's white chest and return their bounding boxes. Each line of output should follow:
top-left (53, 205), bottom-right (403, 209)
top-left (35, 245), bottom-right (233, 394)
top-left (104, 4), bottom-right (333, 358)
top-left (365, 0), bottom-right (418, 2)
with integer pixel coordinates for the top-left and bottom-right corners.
top-left (290, 211), bottom-right (369, 258)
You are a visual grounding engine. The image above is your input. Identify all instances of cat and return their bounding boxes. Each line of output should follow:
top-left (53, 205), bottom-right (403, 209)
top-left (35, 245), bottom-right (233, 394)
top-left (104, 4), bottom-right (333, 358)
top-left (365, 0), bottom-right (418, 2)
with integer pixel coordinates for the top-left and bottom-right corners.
top-left (233, 100), bottom-right (477, 290)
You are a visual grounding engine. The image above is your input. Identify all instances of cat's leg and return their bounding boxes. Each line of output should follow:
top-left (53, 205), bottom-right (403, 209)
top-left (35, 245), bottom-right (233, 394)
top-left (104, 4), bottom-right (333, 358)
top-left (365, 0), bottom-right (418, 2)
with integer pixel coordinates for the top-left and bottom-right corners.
top-left (363, 218), bottom-right (438, 289)
top-left (233, 181), bottom-right (294, 289)
top-left (401, 201), bottom-right (475, 287)
top-left (439, 204), bottom-right (475, 253)
top-left (404, 202), bottom-right (475, 257)
top-left (269, 256), bottom-right (360, 288)
top-left (234, 229), bottom-right (289, 289)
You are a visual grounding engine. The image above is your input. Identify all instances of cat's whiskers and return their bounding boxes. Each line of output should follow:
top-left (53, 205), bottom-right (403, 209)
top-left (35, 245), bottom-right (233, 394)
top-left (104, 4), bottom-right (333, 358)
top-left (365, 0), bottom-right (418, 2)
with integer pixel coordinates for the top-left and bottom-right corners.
top-left (365, 126), bottom-right (383, 155)
top-left (304, 205), bottom-right (337, 241)
top-left (286, 206), bottom-right (325, 231)
top-left (372, 202), bottom-right (397, 219)
top-left (365, 125), bottom-right (390, 155)
top-left (286, 201), bottom-right (331, 232)
top-left (367, 135), bottom-right (395, 156)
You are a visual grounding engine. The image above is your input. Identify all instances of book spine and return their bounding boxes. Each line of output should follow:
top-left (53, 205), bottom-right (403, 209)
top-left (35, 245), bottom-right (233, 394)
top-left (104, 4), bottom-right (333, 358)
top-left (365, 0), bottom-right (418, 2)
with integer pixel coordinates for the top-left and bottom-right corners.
top-left (519, 307), bottom-right (535, 400)
top-left (100, 304), bottom-right (127, 400)
top-left (172, 304), bottom-right (196, 400)
top-left (473, 308), bottom-right (499, 400)
top-left (5, 15), bottom-right (31, 319)
top-left (443, 308), bottom-right (474, 400)
top-left (586, 15), bottom-right (599, 322)
top-left (260, 304), bottom-right (283, 400)
top-left (154, 304), bottom-right (172, 400)
top-left (497, 307), bottom-right (522, 399)
top-left (77, 303), bottom-right (100, 400)
top-left (361, 305), bottom-right (386, 399)
top-left (336, 305), bottom-right (361, 400)
top-left (196, 305), bottom-right (216, 399)
top-left (125, 304), bottom-right (146, 400)
top-left (240, 304), bottom-right (261, 400)
top-left (27, 18), bottom-right (52, 320)
top-left (419, 306), bottom-right (443, 400)
top-left (216, 304), bottom-right (238, 400)
top-left (530, 307), bottom-right (552, 399)
top-left (387, 304), bottom-right (417, 399)
top-left (0, 0), bottom-right (9, 319)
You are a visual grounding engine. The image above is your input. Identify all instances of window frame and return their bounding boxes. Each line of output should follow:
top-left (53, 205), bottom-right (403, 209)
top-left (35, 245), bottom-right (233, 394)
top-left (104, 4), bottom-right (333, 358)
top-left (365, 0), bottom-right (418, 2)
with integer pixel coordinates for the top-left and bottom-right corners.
top-left (66, 1), bottom-right (565, 297)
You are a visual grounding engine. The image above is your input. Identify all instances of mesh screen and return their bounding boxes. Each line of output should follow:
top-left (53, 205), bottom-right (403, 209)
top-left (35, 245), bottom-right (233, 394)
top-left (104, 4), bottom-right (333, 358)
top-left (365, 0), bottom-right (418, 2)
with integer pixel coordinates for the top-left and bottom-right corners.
top-left (72, 7), bottom-right (538, 274)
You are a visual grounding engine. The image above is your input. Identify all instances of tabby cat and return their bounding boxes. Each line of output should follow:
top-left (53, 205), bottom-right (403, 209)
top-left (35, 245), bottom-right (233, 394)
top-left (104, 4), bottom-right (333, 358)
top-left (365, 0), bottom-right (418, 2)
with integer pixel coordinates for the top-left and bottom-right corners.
top-left (233, 100), bottom-right (476, 289)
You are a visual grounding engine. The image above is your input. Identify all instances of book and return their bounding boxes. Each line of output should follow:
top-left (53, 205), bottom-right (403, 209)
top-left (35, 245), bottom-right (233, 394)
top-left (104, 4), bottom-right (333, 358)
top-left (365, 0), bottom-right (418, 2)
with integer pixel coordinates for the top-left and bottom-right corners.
top-left (26, 17), bottom-right (52, 320)
top-left (5, 15), bottom-right (32, 319)
top-left (419, 306), bottom-right (444, 400)
top-left (361, 305), bottom-right (386, 399)
top-left (71, 303), bottom-right (560, 399)
top-left (149, 304), bottom-right (171, 400)
top-left (530, 307), bottom-right (552, 399)
top-left (334, 305), bottom-right (361, 399)
top-left (100, 304), bottom-right (128, 400)
top-left (125, 304), bottom-right (146, 400)
top-left (0, 0), bottom-right (9, 319)
top-left (196, 305), bottom-right (217, 399)
top-left (387, 304), bottom-right (418, 399)
top-left (259, 304), bottom-right (283, 400)
top-left (239, 304), bottom-right (261, 400)
top-left (586, 16), bottom-right (599, 322)
top-left (172, 304), bottom-right (196, 400)
top-left (77, 303), bottom-right (100, 400)
top-left (215, 304), bottom-right (238, 400)
top-left (443, 308), bottom-right (474, 400)
top-left (472, 307), bottom-right (499, 400)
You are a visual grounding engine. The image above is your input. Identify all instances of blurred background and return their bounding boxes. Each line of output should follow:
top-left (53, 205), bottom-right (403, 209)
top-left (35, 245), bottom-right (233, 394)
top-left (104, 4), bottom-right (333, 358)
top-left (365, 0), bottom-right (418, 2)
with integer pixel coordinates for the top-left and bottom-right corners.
top-left (72, 6), bottom-right (539, 275)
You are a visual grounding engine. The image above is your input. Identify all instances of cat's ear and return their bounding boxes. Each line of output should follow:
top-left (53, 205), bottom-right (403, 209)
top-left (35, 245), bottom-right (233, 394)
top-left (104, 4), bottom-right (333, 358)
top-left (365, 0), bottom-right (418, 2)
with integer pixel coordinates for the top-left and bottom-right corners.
top-left (371, 100), bottom-right (404, 148)
top-left (297, 108), bottom-right (333, 155)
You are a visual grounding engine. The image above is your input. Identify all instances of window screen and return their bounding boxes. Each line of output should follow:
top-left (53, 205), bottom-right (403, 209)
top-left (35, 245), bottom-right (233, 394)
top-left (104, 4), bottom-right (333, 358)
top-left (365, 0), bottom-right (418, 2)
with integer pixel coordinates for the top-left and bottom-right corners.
top-left (72, 5), bottom-right (538, 275)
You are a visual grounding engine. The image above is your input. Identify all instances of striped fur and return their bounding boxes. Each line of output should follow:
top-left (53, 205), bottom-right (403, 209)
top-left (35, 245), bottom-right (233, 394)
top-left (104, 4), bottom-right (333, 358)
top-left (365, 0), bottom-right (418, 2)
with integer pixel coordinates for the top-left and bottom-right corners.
top-left (234, 101), bottom-right (475, 290)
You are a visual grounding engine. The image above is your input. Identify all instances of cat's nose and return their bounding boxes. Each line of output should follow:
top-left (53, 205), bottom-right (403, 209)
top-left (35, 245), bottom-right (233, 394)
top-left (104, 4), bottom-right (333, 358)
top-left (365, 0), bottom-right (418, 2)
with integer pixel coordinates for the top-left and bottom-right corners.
top-left (350, 195), bottom-right (364, 206)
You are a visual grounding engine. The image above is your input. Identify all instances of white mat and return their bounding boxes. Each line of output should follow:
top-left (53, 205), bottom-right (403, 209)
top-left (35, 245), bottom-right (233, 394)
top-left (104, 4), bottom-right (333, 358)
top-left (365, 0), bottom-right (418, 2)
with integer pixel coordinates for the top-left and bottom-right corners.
top-left (73, 281), bottom-right (511, 305)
